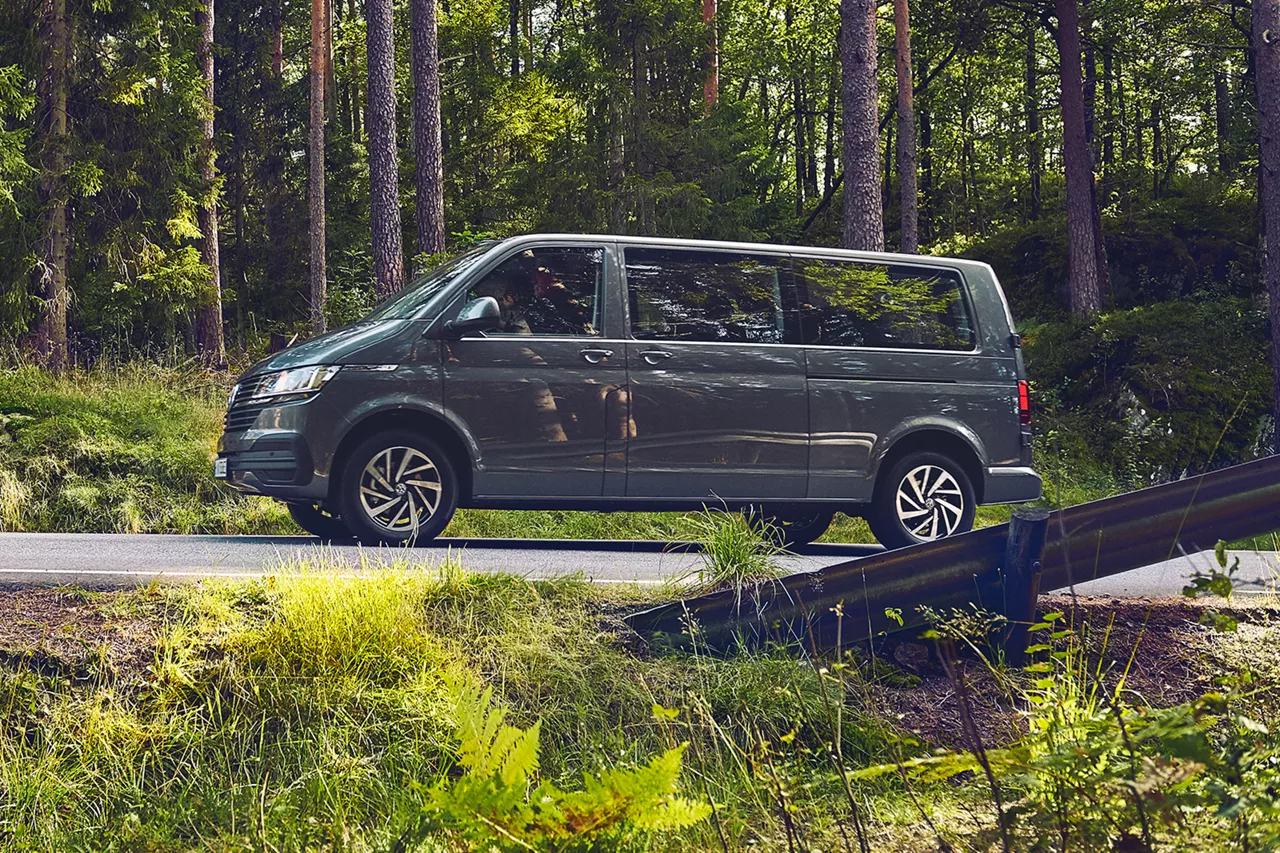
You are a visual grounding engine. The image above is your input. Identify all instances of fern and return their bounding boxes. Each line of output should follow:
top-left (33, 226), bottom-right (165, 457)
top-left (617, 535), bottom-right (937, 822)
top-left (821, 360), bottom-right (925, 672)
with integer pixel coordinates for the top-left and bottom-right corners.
top-left (391, 678), bottom-right (710, 852)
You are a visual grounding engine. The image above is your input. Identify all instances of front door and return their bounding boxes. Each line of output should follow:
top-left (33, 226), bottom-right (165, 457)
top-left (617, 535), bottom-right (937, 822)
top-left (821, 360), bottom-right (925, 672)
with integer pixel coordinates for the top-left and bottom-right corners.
top-left (621, 246), bottom-right (808, 500)
top-left (444, 244), bottom-right (626, 498)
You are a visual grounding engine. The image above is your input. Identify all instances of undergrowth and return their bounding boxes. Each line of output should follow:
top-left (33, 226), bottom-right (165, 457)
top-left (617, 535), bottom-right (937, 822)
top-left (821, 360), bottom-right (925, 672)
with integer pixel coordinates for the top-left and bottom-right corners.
top-left (0, 548), bottom-right (1278, 850)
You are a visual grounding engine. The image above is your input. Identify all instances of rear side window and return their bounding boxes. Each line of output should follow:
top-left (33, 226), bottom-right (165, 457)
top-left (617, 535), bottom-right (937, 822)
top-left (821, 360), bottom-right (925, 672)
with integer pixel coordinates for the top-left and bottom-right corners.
top-left (793, 257), bottom-right (975, 351)
top-left (625, 248), bottom-right (791, 344)
top-left (467, 246), bottom-right (604, 336)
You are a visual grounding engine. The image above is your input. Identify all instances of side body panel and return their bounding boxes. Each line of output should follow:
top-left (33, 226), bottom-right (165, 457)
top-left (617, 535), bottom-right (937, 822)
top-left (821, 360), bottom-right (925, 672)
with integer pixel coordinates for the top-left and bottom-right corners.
top-left (623, 341), bottom-right (809, 499)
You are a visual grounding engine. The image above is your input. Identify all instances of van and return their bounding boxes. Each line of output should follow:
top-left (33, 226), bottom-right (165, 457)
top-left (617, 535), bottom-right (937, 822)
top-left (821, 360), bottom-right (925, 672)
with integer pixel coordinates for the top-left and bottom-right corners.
top-left (215, 234), bottom-right (1041, 548)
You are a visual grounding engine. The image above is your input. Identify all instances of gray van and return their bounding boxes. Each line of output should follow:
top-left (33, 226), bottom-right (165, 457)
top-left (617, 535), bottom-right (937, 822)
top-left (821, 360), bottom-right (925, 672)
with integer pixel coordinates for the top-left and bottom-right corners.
top-left (215, 234), bottom-right (1040, 548)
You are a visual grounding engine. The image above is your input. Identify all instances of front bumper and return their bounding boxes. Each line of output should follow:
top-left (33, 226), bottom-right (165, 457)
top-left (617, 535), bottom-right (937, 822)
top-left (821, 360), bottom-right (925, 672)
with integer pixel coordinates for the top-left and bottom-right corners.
top-left (982, 465), bottom-right (1042, 504)
top-left (215, 394), bottom-right (346, 500)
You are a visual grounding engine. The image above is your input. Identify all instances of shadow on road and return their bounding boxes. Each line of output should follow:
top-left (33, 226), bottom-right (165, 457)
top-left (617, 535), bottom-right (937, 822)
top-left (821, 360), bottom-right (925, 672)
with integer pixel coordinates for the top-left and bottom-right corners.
top-left (215, 534), bottom-right (883, 558)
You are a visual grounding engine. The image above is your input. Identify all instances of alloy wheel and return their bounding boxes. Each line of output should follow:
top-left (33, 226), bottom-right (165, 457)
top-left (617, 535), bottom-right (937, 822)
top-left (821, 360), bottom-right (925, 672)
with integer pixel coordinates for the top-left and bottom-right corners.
top-left (894, 464), bottom-right (964, 540)
top-left (358, 446), bottom-right (443, 533)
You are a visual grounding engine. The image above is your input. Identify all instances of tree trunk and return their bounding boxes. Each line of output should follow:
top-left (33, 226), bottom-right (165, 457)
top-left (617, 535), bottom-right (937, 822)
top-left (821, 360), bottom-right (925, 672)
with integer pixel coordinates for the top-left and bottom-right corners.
top-left (347, 0), bottom-right (363, 140)
top-left (894, 0), bottom-right (918, 252)
top-left (509, 0), bottom-right (520, 76)
top-left (702, 0), bottom-right (718, 111)
top-left (1151, 99), bottom-right (1163, 197)
top-left (840, 0), bottom-right (883, 251)
top-left (1116, 55), bottom-right (1128, 161)
top-left (1102, 50), bottom-right (1114, 167)
top-left (1054, 0), bottom-right (1102, 316)
top-left (325, 0), bottom-right (338, 121)
top-left (195, 0), bottom-right (226, 367)
top-left (366, 0), bottom-right (405, 297)
top-left (917, 51), bottom-right (931, 242)
top-left (825, 53), bottom-right (837, 196)
top-left (35, 0), bottom-right (68, 372)
top-left (1216, 67), bottom-right (1232, 174)
top-left (309, 0), bottom-right (327, 335)
top-left (1025, 13), bottom-right (1041, 221)
top-left (1254, 0), bottom-right (1280, 451)
top-left (1082, 0), bottom-right (1096, 158)
top-left (794, 75), bottom-right (806, 215)
top-left (411, 0), bottom-right (446, 257)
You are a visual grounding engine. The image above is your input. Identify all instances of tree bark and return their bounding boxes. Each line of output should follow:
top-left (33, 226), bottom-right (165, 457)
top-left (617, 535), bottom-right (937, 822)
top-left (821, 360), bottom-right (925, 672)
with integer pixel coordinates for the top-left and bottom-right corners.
top-left (894, 0), bottom-right (918, 253)
top-left (1025, 13), bottom-right (1041, 221)
top-left (1054, 0), bottom-right (1102, 316)
top-left (366, 0), bottom-right (405, 297)
top-left (411, 0), bottom-right (446, 257)
top-left (1253, 0), bottom-right (1280, 451)
top-left (509, 0), bottom-right (520, 76)
top-left (35, 0), bottom-right (68, 372)
top-left (1102, 50), bottom-right (1114, 167)
top-left (309, 0), bottom-right (328, 335)
top-left (1216, 67), bottom-right (1232, 174)
top-left (195, 0), bottom-right (226, 367)
top-left (840, 0), bottom-right (883, 251)
top-left (702, 0), bottom-right (718, 111)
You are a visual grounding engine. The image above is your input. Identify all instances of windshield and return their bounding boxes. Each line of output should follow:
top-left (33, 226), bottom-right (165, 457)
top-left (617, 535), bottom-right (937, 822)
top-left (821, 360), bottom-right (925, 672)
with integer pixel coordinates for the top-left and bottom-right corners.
top-left (363, 244), bottom-right (494, 321)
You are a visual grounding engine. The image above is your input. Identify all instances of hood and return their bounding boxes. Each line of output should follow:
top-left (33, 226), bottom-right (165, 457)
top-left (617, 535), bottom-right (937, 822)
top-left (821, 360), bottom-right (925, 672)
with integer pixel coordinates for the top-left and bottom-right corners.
top-left (241, 319), bottom-right (414, 378)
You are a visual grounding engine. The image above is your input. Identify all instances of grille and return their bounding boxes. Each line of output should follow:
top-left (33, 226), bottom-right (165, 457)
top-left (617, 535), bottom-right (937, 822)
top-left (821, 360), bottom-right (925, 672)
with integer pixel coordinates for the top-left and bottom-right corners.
top-left (224, 403), bottom-right (268, 433)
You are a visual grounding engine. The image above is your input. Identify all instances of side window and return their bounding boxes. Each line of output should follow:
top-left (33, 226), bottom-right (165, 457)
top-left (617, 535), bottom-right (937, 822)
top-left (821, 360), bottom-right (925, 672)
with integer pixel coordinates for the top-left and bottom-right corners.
top-left (625, 248), bottom-right (791, 344)
top-left (793, 258), bottom-right (975, 351)
top-left (467, 247), bottom-right (603, 336)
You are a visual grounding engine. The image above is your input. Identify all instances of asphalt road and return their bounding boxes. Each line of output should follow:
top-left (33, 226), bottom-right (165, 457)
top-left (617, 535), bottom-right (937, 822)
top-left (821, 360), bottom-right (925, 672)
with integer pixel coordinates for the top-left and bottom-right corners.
top-left (0, 532), bottom-right (1276, 598)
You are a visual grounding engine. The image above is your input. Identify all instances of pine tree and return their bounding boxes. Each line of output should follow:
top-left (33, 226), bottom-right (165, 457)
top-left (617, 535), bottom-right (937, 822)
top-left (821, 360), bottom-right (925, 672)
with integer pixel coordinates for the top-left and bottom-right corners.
top-left (410, 0), bottom-right (445, 258)
top-left (194, 0), bottom-right (226, 366)
top-left (894, 0), bottom-right (918, 253)
top-left (366, 0), bottom-right (405, 296)
top-left (1054, 0), bottom-right (1103, 316)
top-left (840, 0), bottom-right (883, 251)
top-left (35, 0), bottom-right (68, 371)
top-left (309, 0), bottom-right (328, 333)
top-left (1254, 0), bottom-right (1280, 452)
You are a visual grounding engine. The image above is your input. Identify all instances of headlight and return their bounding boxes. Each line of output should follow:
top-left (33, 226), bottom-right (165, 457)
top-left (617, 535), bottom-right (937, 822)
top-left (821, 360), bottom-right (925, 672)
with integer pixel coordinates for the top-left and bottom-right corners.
top-left (245, 365), bottom-right (342, 402)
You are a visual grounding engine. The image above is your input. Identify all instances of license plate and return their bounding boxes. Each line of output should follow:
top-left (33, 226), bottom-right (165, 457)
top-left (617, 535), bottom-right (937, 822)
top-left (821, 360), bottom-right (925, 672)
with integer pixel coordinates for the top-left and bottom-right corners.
top-left (213, 457), bottom-right (228, 479)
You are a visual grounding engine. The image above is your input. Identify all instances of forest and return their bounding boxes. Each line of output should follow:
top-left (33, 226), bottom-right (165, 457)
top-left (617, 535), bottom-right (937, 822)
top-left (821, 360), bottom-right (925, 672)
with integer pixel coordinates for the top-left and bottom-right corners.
top-left (1, 0), bottom-right (1279, 487)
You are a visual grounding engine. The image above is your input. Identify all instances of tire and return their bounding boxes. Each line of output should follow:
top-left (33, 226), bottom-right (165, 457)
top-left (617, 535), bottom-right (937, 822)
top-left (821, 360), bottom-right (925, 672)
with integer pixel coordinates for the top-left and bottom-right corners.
top-left (287, 502), bottom-right (354, 542)
top-left (745, 506), bottom-right (835, 548)
top-left (337, 430), bottom-right (459, 546)
top-left (867, 452), bottom-right (976, 550)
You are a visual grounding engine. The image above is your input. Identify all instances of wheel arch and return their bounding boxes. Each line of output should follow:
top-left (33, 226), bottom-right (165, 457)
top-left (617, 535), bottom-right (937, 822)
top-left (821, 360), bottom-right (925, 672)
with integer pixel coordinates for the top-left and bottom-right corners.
top-left (328, 406), bottom-right (475, 506)
top-left (872, 428), bottom-right (986, 504)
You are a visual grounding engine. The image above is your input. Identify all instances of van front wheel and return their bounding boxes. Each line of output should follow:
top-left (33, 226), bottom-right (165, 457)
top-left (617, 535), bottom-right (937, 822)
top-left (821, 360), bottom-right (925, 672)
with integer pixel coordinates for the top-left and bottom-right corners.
top-left (338, 430), bottom-right (459, 546)
top-left (286, 502), bottom-right (354, 542)
top-left (867, 452), bottom-right (976, 550)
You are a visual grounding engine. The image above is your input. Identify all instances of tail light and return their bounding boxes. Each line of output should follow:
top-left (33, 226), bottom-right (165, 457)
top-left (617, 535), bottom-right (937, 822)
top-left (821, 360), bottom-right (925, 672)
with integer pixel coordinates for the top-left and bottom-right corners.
top-left (1018, 380), bottom-right (1031, 426)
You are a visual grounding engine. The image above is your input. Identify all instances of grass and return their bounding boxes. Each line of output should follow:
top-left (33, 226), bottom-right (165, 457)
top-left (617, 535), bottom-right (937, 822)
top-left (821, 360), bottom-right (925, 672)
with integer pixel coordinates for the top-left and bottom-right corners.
top-left (1, 554), bottom-right (1279, 851)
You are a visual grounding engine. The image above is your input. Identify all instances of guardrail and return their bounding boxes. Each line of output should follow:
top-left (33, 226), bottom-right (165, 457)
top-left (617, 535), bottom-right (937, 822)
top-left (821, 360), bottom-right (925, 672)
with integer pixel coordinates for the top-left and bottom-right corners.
top-left (623, 454), bottom-right (1280, 651)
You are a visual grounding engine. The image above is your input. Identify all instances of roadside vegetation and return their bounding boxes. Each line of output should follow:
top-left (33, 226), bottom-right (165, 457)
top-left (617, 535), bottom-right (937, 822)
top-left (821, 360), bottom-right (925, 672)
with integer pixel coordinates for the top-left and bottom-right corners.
top-left (1, 537), bottom-right (1278, 851)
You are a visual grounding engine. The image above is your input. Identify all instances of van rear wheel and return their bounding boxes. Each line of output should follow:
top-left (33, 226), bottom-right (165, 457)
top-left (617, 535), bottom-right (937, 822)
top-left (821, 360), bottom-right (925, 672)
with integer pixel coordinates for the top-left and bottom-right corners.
top-left (867, 452), bottom-right (976, 550)
top-left (286, 502), bottom-right (354, 542)
top-left (337, 430), bottom-right (459, 546)
top-left (745, 506), bottom-right (835, 547)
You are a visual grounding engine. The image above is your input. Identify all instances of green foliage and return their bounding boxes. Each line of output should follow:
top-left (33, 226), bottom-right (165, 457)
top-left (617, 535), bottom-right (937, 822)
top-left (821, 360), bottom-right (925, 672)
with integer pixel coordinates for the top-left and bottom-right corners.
top-left (397, 680), bottom-right (709, 851)
top-left (0, 362), bottom-right (291, 533)
top-left (684, 507), bottom-right (786, 591)
top-left (857, 612), bottom-right (1280, 850)
top-left (1024, 298), bottom-right (1271, 481)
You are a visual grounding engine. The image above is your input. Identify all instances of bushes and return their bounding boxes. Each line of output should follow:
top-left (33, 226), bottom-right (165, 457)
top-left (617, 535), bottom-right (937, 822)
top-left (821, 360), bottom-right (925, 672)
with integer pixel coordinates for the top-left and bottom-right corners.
top-left (1024, 298), bottom-right (1272, 483)
top-left (0, 363), bottom-right (292, 533)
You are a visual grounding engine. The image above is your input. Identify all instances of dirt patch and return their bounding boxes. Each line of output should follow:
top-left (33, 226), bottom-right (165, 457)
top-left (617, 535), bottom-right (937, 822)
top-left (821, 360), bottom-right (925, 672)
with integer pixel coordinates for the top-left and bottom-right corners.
top-left (0, 588), bottom-right (158, 681)
top-left (879, 594), bottom-right (1273, 750)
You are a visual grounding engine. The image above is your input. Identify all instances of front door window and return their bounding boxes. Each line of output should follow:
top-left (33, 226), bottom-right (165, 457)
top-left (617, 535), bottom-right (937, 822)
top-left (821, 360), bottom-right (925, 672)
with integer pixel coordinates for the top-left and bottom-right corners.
top-left (468, 247), bottom-right (603, 336)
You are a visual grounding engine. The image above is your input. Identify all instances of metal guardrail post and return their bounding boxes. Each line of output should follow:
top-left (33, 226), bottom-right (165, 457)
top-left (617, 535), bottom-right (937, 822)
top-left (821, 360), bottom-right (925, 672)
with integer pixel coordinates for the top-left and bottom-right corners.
top-left (1001, 507), bottom-right (1049, 665)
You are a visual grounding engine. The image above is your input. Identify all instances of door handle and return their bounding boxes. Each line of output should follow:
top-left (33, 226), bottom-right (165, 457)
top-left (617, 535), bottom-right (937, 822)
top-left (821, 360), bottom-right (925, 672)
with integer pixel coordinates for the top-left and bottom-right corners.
top-left (640, 349), bottom-right (674, 365)
top-left (579, 347), bottom-right (614, 364)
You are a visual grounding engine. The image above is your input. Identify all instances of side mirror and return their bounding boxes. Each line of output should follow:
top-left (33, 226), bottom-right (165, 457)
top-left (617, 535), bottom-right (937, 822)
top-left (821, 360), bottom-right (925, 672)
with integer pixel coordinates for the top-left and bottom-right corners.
top-left (444, 296), bottom-right (502, 337)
